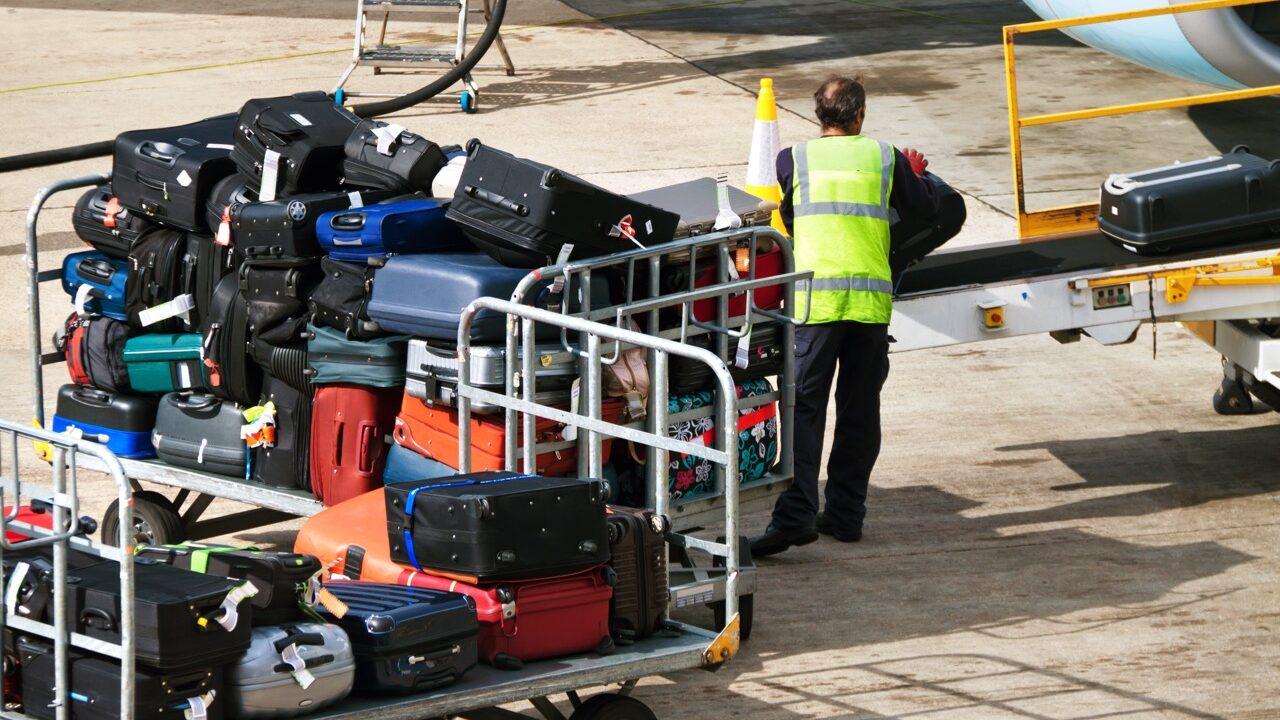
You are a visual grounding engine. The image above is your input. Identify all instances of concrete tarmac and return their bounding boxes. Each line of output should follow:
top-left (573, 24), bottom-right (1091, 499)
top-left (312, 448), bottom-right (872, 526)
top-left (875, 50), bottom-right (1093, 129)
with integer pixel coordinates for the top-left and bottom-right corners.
top-left (1, 0), bottom-right (1277, 717)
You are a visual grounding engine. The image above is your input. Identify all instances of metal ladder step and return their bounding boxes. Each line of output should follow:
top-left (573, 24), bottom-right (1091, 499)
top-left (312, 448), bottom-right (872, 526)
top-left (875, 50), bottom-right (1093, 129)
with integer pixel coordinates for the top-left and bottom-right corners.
top-left (365, 0), bottom-right (463, 7)
top-left (362, 48), bottom-right (458, 63)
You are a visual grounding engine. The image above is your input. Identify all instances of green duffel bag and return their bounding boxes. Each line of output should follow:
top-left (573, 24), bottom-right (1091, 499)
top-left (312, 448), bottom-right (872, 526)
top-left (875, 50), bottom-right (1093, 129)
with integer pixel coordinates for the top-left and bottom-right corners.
top-left (306, 323), bottom-right (408, 387)
top-left (123, 333), bottom-right (210, 393)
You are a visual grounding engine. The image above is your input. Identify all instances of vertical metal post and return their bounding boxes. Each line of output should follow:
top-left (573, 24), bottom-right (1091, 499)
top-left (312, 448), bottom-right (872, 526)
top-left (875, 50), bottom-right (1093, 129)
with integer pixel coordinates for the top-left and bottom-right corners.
top-left (455, 0), bottom-right (469, 64)
top-left (457, 342), bottom-right (473, 474)
top-left (650, 351), bottom-right (669, 519)
top-left (26, 189), bottom-right (48, 428)
top-left (1004, 26), bottom-right (1027, 239)
top-left (50, 447), bottom-right (69, 720)
top-left (585, 335), bottom-right (603, 479)
top-left (504, 316), bottom-right (519, 471)
top-left (779, 245), bottom-right (797, 480)
top-left (713, 243), bottom-right (731, 500)
top-left (717, 372), bottom-right (739, 626)
top-left (115, 453), bottom-right (136, 720)
top-left (576, 270), bottom-right (594, 475)
top-left (521, 317), bottom-right (537, 475)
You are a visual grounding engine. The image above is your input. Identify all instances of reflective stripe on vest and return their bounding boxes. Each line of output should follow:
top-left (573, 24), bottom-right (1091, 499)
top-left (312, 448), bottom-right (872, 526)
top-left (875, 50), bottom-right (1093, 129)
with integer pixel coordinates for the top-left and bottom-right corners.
top-left (791, 135), bottom-right (895, 325)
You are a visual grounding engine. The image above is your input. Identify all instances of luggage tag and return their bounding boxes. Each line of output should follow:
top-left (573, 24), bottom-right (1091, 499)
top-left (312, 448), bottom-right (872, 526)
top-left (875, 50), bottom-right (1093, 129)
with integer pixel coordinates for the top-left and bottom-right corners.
top-left (102, 197), bottom-right (122, 230)
top-left (72, 284), bottom-right (95, 318)
top-left (215, 205), bottom-right (233, 247)
top-left (207, 582), bottom-right (258, 632)
top-left (259, 150), bottom-right (281, 202)
top-left (315, 587), bottom-right (348, 619)
top-left (562, 378), bottom-right (580, 441)
top-left (735, 327), bottom-right (752, 369)
top-left (241, 402), bottom-right (277, 448)
top-left (280, 643), bottom-right (317, 689)
top-left (138, 294), bottom-right (195, 327)
top-left (347, 191), bottom-right (364, 209)
top-left (370, 123), bottom-right (408, 156)
top-left (181, 691), bottom-right (216, 720)
top-left (713, 174), bottom-right (744, 232)
top-left (548, 244), bottom-right (575, 296)
top-left (4, 563), bottom-right (29, 613)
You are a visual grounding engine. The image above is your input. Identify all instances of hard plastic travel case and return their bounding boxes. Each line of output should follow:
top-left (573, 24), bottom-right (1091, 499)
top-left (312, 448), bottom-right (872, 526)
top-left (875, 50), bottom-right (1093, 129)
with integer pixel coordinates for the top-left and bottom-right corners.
top-left (66, 556), bottom-right (255, 670)
top-left (134, 544), bottom-right (322, 625)
top-left (606, 507), bottom-right (669, 644)
top-left (342, 120), bottom-right (447, 193)
top-left (231, 92), bottom-right (360, 198)
top-left (230, 188), bottom-right (394, 260)
top-left (225, 623), bottom-right (354, 718)
top-left (308, 258), bottom-right (381, 340)
top-left (309, 383), bottom-right (400, 506)
top-left (123, 333), bottom-right (209, 394)
top-left (126, 227), bottom-right (192, 333)
top-left (367, 252), bottom-right (610, 342)
top-left (628, 176), bottom-right (774, 239)
top-left (315, 197), bottom-right (466, 263)
top-left (73, 184), bottom-right (152, 259)
top-left (62, 251), bottom-right (129, 321)
top-left (1099, 147), bottom-right (1280, 254)
top-left (202, 273), bottom-right (262, 406)
top-left (447, 140), bottom-right (680, 268)
top-left (153, 392), bottom-right (247, 478)
top-left (252, 373), bottom-right (311, 490)
top-left (51, 384), bottom-right (157, 459)
top-left (113, 113), bottom-right (238, 232)
top-left (381, 443), bottom-right (457, 484)
top-left (384, 471), bottom-right (611, 582)
top-left (316, 581), bottom-right (478, 694)
top-left (58, 313), bottom-right (131, 393)
top-left (17, 636), bottom-right (224, 720)
top-left (405, 339), bottom-right (577, 413)
top-left (307, 323), bottom-right (407, 387)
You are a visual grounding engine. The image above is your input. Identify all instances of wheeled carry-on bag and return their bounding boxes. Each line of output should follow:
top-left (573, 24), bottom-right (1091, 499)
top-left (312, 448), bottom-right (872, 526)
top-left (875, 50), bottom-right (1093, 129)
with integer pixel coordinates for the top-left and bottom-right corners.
top-left (123, 334), bottom-right (209, 393)
top-left (309, 384), bottom-right (400, 506)
top-left (230, 188), bottom-right (394, 260)
top-left (664, 379), bottom-right (777, 501)
top-left (232, 92), bottom-right (359, 199)
top-left (405, 339), bottom-right (577, 413)
top-left (73, 184), bottom-right (152, 259)
top-left (446, 140), bottom-right (680, 268)
top-left (240, 260), bottom-right (323, 346)
top-left (308, 258), bottom-right (381, 340)
top-left (66, 556), bottom-right (255, 670)
top-left (606, 507), bottom-right (669, 644)
top-left (135, 544), bottom-right (322, 626)
top-left (186, 233), bottom-right (239, 331)
top-left (206, 174), bottom-right (256, 237)
top-left (127, 227), bottom-right (193, 333)
top-left (342, 120), bottom-right (447, 193)
top-left (17, 636), bottom-right (224, 720)
top-left (62, 251), bottom-right (129, 321)
top-left (1099, 147), bottom-right (1280, 254)
top-left (59, 313), bottom-right (132, 393)
top-left (381, 443), bottom-right (457, 484)
top-left (316, 197), bottom-right (466, 263)
top-left (202, 273), bottom-right (263, 406)
top-left (252, 373), bottom-right (311, 490)
top-left (112, 114), bottom-right (238, 233)
top-left (307, 323), bottom-right (407, 387)
top-left (51, 384), bottom-right (157, 459)
top-left (669, 324), bottom-right (784, 393)
top-left (316, 581), bottom-right (478, 694)
top-left (153, 392), bottom-right (247, 477)
top-left (384, 471), bottom-right (611, 582)
top-left (225, 623), bottom-right (355, 718)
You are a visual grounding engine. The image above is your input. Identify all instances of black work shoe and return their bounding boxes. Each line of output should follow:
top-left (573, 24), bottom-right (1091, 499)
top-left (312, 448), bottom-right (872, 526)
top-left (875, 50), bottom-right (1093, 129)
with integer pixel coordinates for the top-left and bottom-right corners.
top-left (816, 512), bottom-right (863, 543)
top-left (748, 523), bottom-right (819, 558)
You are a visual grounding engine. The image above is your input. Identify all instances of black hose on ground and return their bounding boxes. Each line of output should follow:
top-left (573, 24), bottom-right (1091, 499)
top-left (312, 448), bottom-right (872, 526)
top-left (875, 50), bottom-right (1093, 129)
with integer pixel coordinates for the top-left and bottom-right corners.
top-left (0, 0), bottom-right (507, 174)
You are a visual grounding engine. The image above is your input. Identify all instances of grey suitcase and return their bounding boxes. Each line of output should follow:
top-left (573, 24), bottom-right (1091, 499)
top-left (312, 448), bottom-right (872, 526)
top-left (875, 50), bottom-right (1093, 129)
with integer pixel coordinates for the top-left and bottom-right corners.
top-left (226, 623), bottom-right (355, 719)
top-left (405, 339), bottom-right (577, 414)
top-left (153, 392), bottom-right (247, 478)
top-left (628, 177), bottom-right (774, 239)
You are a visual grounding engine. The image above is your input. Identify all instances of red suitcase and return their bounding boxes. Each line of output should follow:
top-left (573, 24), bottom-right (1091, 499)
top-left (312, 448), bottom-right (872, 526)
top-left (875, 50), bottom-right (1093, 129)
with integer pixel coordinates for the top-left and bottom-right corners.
top-left (309, 384), bottom-right (401, 506)
top-left (692, 245), bottom-right (783, 322)
top-left (4, 506), bottom-right (53, 543)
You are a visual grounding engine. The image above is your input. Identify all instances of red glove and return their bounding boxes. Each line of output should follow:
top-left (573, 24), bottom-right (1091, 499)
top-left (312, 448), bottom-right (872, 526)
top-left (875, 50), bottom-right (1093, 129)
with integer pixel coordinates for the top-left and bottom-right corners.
top-left (903, 148), bottom-right (928, 177)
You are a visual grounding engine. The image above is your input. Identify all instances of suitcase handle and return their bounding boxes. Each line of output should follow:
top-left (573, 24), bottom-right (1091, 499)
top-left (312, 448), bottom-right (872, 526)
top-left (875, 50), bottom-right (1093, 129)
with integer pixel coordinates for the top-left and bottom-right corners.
top-left (171, 393), bottom-right (218, 411)
top-left (72, 386), bottom-right (112, 406)
top-left (77, 257), bottom-right (117, 283)
top-left (332, 419), bottom-right (345, 468)
top-left (137, 141), bottom-right (178, 165)
top-left (357, 421), bottom-right (378, 473)
top-left (167, 669), bottom-right (214, 695)
top-left (329, 212), bottom-right (366, 231)
top-left (463, 185), bottom-right (528, 217)
top-left (256, 109), bottom-right (306, 144)
top-left (273, 631), bottom-right (326, 652)
top-left (79, 607), bottom-right (116, 632)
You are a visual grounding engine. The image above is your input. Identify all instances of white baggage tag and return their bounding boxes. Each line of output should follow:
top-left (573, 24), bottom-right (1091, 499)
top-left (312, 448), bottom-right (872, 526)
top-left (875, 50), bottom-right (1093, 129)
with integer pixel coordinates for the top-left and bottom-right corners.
top-left (72, 284), bottom-right (94, 317)
top-left (138, 294), bottom-right (195, 327)
top-left (259, 150), bottom-right (281, 202)
top-left (196, 438), bottom-right (208, 464)
top-left (713, 176), bottom-right (743, 231)
top-left (183, 691), bottom-right (215, 720)
top-left (347, 191), bottom-right (363, 208)
top-left (176, 170), bottom-right (193, 188)
top-left (177, 362), bottom-right (193, 389)
top-left (431, 156), bottom-right (466, 198)
top-left (735, 327), bottom-right (752, 369)
top-left (215, 582), bottom-right (259, 632)
top-left (563, 378), bottom-right (580, 441)
top-left (281, 643), bottom-right (317, 689)
top-left (371, 124), bottom-right (406, 156)
top-left (5, 563), bottom-right (29, 613)
top-left (215, 211), bottom-right (232, 247)
top-left (549, 244), bottom-right (575, 295)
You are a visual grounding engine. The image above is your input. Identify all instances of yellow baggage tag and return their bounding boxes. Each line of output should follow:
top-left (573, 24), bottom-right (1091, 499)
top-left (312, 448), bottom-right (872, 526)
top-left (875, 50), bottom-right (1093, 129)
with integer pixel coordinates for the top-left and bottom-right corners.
top-left (317, 588), bottom-right (348, 619)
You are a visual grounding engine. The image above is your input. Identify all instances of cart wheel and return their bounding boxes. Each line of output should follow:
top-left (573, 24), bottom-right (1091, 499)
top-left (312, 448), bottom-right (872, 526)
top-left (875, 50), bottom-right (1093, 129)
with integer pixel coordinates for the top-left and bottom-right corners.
top-left (570, 694), bottom-right (657, 720)
top-left (100, 491), bottom-right (185, 546)
top-left (710, 592), bottom-right (754, 642)
top-left (459, 91), bottom-right (478, 114)
top-left (1213, 375), bottom-right (1256, 415)
top-left (334, 88), bottom-right (345, 105)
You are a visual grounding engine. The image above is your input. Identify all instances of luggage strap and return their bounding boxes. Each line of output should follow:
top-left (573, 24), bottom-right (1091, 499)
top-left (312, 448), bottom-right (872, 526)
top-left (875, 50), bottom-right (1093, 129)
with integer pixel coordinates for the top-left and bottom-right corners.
top-left (692, 404), bottom-right (777, 449)
top-left (175, 690), bottom-right (216, 720)
top-left (401, 474), bottom-right (536, 571)
top-left (273, 625), bottom-right (330, 688)
top-left (185, 544), bottom-right (258, 574)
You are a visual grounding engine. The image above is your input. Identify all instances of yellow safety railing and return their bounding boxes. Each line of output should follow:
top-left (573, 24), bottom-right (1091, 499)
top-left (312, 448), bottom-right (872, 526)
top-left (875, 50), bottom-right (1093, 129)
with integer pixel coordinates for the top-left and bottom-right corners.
top-left (1004, 0), bottom-right (1280, 239)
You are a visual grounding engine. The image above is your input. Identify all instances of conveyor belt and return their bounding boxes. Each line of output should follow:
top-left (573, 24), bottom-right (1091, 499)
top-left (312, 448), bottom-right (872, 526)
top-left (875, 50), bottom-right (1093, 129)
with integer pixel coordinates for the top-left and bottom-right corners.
top-left (897, 232), bottom-right (1280, 296)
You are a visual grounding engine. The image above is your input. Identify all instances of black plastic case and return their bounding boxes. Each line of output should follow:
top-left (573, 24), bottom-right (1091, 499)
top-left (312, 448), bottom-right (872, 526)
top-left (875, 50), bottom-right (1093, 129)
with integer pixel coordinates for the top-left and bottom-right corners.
top-left (135, 544), bottom-right (321, 625)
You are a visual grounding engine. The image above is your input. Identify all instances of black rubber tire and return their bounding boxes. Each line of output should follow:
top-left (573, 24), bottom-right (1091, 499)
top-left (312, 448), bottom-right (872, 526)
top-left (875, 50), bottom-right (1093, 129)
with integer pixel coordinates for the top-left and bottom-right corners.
top-left (100, 492), bottom-right (186, 546)
top-left (710, 592), bottom-right (754, 643)
top-left (570, 694), bottom-right (657, 720)
top-left (1213, 377), bottom-right (1255, 415)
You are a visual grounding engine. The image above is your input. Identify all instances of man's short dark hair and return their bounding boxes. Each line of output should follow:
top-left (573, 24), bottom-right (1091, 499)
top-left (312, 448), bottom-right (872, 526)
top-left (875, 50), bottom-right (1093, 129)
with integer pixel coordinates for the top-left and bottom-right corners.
top-left (814, 75), bottom-right (866, 129)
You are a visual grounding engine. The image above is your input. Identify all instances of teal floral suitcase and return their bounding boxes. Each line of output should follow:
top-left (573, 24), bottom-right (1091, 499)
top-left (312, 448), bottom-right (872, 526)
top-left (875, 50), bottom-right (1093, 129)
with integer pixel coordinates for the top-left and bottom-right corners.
top-left (666, 379), bottom-right (777, 501)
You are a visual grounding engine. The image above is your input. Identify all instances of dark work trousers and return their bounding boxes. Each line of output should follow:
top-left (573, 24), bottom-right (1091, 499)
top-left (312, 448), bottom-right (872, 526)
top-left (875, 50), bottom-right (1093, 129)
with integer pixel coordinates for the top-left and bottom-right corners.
top-left (771, 320), bottom-right (889, 531)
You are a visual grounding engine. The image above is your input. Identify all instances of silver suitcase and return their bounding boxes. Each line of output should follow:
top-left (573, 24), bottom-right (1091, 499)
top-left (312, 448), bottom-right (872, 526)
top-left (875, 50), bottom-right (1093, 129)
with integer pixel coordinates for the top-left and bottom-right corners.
top-left (405, 339), bottom-right (577, 414)
top-left (226, 623), bottom-right (355, 719)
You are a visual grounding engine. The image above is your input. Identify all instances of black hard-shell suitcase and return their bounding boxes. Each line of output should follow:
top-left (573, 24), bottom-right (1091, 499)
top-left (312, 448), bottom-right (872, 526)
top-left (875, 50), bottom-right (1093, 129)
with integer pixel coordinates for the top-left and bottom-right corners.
top-left (67, 556), bottom-right (254, 670)
top-left (231, 93), bottom-right (359, 198)
top-left (201, 274), bottom-right (262, 406)
top-left (51, 384), bottom-right (158, 459)
top-left (136, 544), bottom-right (321, 625)
top-left (18, 636), bottom-right (224, 720)
top-left (240, 259), bottom-right (323, 346)
top-left (308, 257), bottom-right (379, 339)
top-left (385, 471), bottom-right (611, 582)
top-left (205, 174), bottom-right (256, 240)
top-left (231, 189), bottom-right (394, 260)
top-left (127, 227), bottom-right (191, 333)
top-left (446, 140), bottom-right (680, 268)
top-left (73, 184), bottom-right (152, 259)
top-left (1099, 147), bottom-right (1280, 254)
top-left (317, 581), bottom-right (478, 694)
top-left (252, 373), bottom-right (311, 490)
top-left (606, 507), bottom-right (669, 644)
top-left (113, 114), bottom-right (238, 233)
top-left (153, 392), bottom-right (247, 478)
top-left (342, 120), bottom-right (447, 193)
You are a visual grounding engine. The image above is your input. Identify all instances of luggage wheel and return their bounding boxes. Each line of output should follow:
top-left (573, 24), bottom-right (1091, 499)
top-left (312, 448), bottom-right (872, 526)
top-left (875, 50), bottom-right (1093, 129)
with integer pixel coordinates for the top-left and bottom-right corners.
top-left (568, 693), bottom-right (657, 720)
top-left (459, 91), bottom-right (478, 115)
top-left (100, 490), bottom-right (186, 545)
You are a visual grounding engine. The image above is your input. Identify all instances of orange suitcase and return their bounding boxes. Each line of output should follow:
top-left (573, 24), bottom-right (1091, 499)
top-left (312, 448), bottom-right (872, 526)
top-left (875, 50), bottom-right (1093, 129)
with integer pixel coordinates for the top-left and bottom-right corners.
top-left (294, 487), bottom-right (404, 583)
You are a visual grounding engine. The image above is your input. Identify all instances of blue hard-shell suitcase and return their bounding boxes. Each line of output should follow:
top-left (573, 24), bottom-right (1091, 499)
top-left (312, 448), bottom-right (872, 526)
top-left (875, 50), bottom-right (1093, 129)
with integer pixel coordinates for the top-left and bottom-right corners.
top-left (61, 251), bottom-right (129, 321)
top-left (316, 197), bottom-right (467, 263)
top-left (367, 252), bottom-right (609, 342)
top-left (382, 443), bottom-right (457, 485)
top-left (51, 384), bottom-right (158, 458)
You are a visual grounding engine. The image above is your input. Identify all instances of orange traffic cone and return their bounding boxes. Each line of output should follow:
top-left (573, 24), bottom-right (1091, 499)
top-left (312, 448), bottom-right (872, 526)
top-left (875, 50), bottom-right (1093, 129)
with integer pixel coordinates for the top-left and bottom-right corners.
top-left (745, 78), bottom-right (787, 235)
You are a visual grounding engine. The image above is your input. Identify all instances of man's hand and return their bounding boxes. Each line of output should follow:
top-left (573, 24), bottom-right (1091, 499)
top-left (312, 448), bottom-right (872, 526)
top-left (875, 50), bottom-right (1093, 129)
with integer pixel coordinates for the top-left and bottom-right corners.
top-left (903, 148), bottom-right (928, 177)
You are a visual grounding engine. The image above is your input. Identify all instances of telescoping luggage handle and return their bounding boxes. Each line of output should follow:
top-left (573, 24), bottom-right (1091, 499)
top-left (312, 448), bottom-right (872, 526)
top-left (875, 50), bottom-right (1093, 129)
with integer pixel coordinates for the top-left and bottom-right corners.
top-left (399, 473), bottom-right (538, 571)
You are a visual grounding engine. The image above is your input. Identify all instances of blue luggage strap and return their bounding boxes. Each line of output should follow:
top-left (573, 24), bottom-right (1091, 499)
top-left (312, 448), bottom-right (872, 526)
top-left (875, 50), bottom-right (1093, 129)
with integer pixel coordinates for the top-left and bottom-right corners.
top-left (402, 473), bottom-right (536, 571)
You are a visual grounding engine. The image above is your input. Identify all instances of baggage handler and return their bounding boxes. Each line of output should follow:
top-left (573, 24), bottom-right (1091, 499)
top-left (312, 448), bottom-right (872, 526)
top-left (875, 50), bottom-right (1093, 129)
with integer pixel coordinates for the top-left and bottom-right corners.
top-left (750, 75), bottom-right (963, 556)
